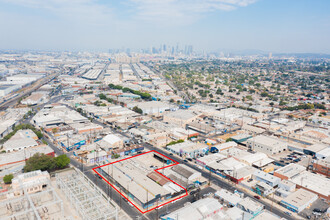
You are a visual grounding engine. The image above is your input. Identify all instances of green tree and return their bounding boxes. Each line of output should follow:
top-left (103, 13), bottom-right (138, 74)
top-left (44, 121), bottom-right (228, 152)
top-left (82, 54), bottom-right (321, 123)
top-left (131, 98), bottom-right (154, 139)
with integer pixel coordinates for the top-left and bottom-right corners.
top-left (216, 88), bottom-right (222, 95)
top-left (24, 153), bottom-right (56, 172)
top-left (279, 100), bottom-right (287, 106)
top-left (132, 106), bottom-right (143, 114)
top-left (270, 102), bottom-right (274, 106)
top-left (226, 138), bottom-right (233, 142)
top-left (55, 155), bottom-right (70, 169)
top-left (99, 93), bottom-right (107, 100)
top-left (261, 92), bottom-right (269, 97)
top-left (52, 128), bottom-right (58, 134)
top-left (3, 174), bottom-right (14, 184)
top-left (35, 131), bottom-right (43, 139)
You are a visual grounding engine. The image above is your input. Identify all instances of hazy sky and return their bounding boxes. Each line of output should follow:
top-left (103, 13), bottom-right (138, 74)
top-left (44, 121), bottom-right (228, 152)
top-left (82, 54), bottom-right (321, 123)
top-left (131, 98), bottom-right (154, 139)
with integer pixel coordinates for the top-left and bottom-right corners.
top-left (0, 0), bottom-right (329, 53)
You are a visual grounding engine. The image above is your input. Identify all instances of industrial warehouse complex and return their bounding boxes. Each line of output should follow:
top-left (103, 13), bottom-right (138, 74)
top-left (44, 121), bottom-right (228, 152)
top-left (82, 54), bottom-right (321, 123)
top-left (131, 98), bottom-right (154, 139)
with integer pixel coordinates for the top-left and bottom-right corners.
top-left (0, 50), bottom-right (329, 220)
top-left (94, 151), bottom-right (205, 212)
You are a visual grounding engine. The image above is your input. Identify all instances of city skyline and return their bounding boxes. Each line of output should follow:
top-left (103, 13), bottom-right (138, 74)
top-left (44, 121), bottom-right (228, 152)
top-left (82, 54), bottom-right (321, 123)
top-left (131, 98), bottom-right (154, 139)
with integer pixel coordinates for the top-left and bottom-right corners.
top-left (0, 0), bottom-right (329, 53)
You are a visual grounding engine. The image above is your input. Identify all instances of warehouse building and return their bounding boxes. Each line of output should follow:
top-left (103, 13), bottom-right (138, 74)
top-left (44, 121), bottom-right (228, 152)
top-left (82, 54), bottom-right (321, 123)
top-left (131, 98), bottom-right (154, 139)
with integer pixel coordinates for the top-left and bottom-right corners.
top-left (237, 197), bottom-right (264, 217)
top-left (274, 163), bottom-right (306, 180)
top-left (253, 170), bottom-right (280, 187)
top-left (166, 141), bottom-right (209, 158)
top-left (0, 84), bottom-right (21, 97)
top-left (100, 156), bottom-right (173, 209)
top-left (280, 188), bottom-right (317, 213)
top-left (132, 101), bottom-right (178, 115)
top-left (247, 135), bottom-right (287, 155)
top-left (0, 145), bottom-right (55, 167)
top-left (291, 171), bottom-right (330, 201)
top-left (163, 110), bottom-right (200, 128)
top-left (313, 156), bottom-right (330, 177)
top-left (3, 129), bottom-right (39, 152)
top-left (6, 73), bottom-right (44, 84)
top-left (161, 198), bottom-right (223, 220)
top-left (215, 189), bottom-right (242, 206)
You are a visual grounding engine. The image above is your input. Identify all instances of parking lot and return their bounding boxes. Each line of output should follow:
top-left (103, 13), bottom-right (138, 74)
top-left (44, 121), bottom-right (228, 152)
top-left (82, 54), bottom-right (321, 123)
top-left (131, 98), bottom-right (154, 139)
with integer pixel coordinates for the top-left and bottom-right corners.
top-left (271, 150), bottom-right (311, 167)
top-left (299, 198), bottom-right (329, 220)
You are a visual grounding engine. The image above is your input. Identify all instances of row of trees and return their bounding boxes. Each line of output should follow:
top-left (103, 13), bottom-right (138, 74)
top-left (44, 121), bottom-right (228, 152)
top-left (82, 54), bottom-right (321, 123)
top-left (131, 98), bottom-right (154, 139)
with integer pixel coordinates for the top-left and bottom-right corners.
top-left (108, 84), bottom-right (152, 100)
top-left (284, 103), bottom-right (326, 111)
top-left (166, 139), bottom-right (184, 146)
top-left (99, 93), bottom-right (114, 103)
top-left (3, 154), bottom-right (70, 184)
top-left (24, 153), bottom-right (70, 173)
top-left (0, 124), bottom-right (43, 143)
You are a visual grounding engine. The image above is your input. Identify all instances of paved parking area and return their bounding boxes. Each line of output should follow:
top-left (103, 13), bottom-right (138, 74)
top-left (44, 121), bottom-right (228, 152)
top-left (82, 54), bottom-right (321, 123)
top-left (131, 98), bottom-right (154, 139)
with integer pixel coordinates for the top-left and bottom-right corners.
top-left (299, 198), bottom-right (329, 219)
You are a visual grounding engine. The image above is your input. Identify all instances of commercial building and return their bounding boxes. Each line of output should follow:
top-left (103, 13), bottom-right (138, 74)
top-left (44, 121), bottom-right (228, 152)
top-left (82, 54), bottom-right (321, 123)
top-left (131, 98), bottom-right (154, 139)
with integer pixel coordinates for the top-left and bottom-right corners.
top-left (239, 152), bottom-right (273, 167)
top-left (166, 141), bottom-right (209, 158)
top-left (315, 146), bottom-right (330, 159)
top-left (0, 84), bottom-right (21, 97)
top-left (100, 154), bottom-right (173, 209)
top-left (186, 121), bottom-right (217, 135)
top-left (253, 210), bottom-right (282, 220)
top-left (161, 198), bottom-right (223, 220)
top-left (0, 145), bottom-right (55, 167)
top-left (274, 163), bottom-right (306, 180)
top-left (253, 182), bottom-right (275, 196)
top-left (163, 164), bottom-right (203, 188)
top-left (303, 143), bottom-right (328, 157)
top-left (100, 133), bottom-right (124, 150)
top-left (231, 133), bottom-right (252, 144)
top-left (253, 170), bottom-right (280, 187)
top-left (237, 197), bottom-right (264, 217)
top-left (290, 171), bottom-right (330, 201)
top-left (132, 101), bottom-right (178, 115)
top-left (3, 129), bottom-right (39, 152)
top-left (280, 188), bottom-right (318, 213)
top-left (215, 189), bottom-right (242, 206)
top-left (21, 91), bottom-right (49, 105)
top-left (163, 110), bottom-right (200, 128)
top-left (312, 156), bottom-right (330, 177)
top-left (207, 157), bottom-right (257, 184)
top-left (6, 73), bottom-right (44, 84)
top-left (247, 135), bottom-right (287, 155)
top-left (195, 153), bottom-right (226, 167)
top-left (82, 69), bottom-right (102, 80)
top-left (276, 180), bottom-right (296, 198)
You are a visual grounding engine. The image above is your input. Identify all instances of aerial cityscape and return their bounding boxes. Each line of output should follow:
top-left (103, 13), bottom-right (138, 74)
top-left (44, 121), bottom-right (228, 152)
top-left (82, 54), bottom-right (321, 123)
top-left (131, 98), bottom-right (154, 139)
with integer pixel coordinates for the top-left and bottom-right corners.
top-left (0, 0), bottom-right (329, 220)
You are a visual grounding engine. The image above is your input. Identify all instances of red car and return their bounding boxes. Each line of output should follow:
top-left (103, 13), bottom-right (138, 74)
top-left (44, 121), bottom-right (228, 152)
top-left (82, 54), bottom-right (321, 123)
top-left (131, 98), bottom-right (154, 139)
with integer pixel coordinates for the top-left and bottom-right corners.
top-left (254, 195), bottom-right (261, 200)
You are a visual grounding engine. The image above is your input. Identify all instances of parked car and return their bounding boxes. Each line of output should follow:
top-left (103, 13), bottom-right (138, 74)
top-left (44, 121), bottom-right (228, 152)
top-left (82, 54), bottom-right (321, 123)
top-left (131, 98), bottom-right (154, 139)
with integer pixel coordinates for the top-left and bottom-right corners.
top-left (253, 195), bottom-right (260, 200)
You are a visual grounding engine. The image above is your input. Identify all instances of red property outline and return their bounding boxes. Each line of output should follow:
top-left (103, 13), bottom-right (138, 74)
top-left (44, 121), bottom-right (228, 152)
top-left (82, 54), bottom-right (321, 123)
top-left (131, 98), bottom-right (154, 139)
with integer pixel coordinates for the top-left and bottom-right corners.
top-left (92, 150), bottom-right (188, 214)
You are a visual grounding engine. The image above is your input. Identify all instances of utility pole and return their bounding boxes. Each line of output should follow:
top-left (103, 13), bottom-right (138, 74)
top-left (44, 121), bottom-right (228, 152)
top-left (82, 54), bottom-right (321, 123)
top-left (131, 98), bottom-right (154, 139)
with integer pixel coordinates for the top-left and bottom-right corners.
top-left (156, 200), bottom-right (159, 219)
top-left (107, 164), bottom-right (110, 197)
top-left (208, 168), bottom-right (212, 186)
top-left (120, 187), bottom-right (122, 210)
top-left (111, 164), bottom-right (114, 199)
top-left (270, 192), bottom-right (275, 212)
top-left (146, 189), bottom-right (149, 211)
